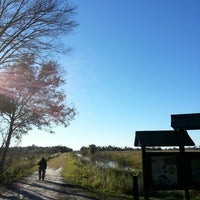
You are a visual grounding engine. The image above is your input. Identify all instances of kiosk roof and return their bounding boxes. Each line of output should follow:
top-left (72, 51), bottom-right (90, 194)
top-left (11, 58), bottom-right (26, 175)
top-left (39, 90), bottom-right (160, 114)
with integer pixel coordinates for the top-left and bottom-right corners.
top-left (134, 130), bottom-right (195, 147)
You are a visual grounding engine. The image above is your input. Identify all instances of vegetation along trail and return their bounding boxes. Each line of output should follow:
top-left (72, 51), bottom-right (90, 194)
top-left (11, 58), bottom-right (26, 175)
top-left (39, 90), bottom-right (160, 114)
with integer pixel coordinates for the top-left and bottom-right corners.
top-left (0, 153), bottom-right (99, 200)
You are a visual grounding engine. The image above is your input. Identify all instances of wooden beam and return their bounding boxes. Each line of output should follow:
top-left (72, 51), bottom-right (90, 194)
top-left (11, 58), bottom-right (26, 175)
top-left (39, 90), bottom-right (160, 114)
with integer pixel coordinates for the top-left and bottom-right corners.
top-left (171, 113), bottom-right (200, 130)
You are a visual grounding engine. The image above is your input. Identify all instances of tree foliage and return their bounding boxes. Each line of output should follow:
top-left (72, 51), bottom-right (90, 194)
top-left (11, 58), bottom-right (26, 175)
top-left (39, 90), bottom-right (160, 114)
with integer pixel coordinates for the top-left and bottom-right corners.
top-left (0, 54), bottom-right (76, 173)
top-left (80, 145), bottom-right (134, 156)
top-left (0, 0), bottom-right (77, 66)
top-left (0, 0), bottom-right (77, 175)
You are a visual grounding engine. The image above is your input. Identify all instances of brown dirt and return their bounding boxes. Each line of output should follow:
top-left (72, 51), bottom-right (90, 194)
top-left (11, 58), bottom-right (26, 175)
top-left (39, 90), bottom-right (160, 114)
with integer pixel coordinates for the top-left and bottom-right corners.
top-left (0, 154), bottom-right (100, 200)
top-left (0, 169), bottom-right (101, 199)
top-left (0, 154), bottom-right (129, 200)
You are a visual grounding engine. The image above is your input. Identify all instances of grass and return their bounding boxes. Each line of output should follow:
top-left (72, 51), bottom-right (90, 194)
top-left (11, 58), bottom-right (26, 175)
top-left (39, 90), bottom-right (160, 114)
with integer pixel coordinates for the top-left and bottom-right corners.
top-left (93, 150), bottom-right (142, 170)
top-left (2, 148), bottom-right (200, 200)
top-left (62, 151), bottom-right (200, 200)
top-left (47, 153), bottom-right (65, 169)
top-left (62, 153), bottom-right (133, 199)
top-left (0, 150), bottom-right (62, 184)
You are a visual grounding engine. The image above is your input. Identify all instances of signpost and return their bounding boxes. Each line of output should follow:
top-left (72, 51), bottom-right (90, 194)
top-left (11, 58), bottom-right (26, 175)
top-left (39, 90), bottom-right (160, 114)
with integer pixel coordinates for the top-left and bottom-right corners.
top-left (134, 113), bottom-right (200, 200)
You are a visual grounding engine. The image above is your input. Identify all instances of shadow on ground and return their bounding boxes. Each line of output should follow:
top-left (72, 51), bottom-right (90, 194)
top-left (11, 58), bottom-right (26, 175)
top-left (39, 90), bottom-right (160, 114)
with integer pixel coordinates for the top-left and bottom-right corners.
top-left (0, 179), bottom-right (100, 200)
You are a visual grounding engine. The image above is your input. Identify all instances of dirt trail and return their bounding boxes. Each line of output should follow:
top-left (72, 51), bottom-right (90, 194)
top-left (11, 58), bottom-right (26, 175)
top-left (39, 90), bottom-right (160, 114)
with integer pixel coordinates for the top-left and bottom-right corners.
top-left (0, 154), bottom-right (99, 200)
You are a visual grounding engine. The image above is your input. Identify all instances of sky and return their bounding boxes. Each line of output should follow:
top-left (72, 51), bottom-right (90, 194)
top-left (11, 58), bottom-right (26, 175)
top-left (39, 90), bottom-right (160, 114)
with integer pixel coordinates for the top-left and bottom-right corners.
top-left (21, 0), bottom-right (200, 150)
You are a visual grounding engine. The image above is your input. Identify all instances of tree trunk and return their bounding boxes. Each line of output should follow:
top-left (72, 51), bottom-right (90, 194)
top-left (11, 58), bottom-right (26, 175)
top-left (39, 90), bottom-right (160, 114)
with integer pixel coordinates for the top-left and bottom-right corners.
top-left (0, 119), bottom-right (14, 177)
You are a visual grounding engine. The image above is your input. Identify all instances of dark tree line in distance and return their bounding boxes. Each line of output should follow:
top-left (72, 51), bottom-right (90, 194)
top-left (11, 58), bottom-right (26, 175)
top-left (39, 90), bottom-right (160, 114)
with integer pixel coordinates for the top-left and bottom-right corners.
top-left (80, 144), bottom-right (134, 156)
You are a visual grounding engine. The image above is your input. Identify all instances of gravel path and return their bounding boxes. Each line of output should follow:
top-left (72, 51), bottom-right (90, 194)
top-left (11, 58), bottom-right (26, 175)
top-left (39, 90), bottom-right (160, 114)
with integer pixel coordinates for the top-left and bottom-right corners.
top-left (0, 159), bottom-right (99, 200)
top-left (0, 154), bottom-right (128, 200)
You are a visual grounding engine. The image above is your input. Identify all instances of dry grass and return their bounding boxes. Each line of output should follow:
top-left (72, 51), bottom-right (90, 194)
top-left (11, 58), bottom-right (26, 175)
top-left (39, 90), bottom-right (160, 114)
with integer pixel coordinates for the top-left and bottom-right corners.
top-left (47, 153), bottom-right (67, 169)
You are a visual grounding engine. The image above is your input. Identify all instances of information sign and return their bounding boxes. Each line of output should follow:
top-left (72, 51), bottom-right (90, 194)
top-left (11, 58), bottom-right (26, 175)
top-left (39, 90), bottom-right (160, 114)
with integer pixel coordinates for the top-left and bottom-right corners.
top-left (191, 159), bottom-right (200, 184)
top-left (151, 155), bottom-right (178, 186)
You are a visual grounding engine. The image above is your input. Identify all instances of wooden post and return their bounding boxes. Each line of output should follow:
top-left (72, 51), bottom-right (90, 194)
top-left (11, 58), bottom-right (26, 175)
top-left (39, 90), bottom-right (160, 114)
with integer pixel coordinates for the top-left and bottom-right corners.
top-left (179, 145), bottom-right (190, 200)
top-left (142, 146), bottom-right (149, 200)
top-left (133, 175), bottom-right (139, 200)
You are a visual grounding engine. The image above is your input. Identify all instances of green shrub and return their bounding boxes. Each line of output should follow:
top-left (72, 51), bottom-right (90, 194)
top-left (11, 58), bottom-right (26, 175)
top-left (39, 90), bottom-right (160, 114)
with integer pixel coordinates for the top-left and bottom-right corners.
top-left (63, 153), bottom-right (133, 197)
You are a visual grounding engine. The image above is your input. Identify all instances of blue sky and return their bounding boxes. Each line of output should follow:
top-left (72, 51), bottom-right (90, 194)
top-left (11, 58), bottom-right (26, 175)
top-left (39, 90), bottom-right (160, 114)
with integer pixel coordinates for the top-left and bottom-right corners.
top-left (22, 1), bottom-right (200, 150)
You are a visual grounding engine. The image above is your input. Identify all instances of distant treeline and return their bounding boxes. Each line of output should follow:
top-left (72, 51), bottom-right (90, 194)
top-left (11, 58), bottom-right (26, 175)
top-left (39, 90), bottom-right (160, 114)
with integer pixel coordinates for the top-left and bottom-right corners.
top-left (8, 145), bottom-right (73, 156)
top-left (80, 144), bottom-right (134, 156)
top-left (79, 144), bottom-right (200, 156)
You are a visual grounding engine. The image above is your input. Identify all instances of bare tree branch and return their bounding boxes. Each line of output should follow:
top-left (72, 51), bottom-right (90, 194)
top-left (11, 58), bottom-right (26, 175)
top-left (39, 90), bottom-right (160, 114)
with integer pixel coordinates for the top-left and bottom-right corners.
top-left (0, 0), bottom-right (77, 66)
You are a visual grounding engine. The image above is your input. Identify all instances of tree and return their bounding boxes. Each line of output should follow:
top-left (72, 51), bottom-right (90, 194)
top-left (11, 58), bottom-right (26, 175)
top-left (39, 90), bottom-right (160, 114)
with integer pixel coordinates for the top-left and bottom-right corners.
top-left (0, 0), bottom-right (77, 66)
top-left (88, 144), bottom-right (97, 155)
top-left (0, 54), bottom-right (76, 174)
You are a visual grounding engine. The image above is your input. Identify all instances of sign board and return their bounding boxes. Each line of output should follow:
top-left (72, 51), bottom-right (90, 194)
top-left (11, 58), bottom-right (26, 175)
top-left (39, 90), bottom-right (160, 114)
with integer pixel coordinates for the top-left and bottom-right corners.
top-left (145, 152), bottom-right (200, 190)
top-left (187, 152), bottom-right (200, 188)
top-left (191, 159), bottom-right (200, 183)
top-left (146, 153), bottom-right (180, 190)
top-left (151, 155), bottom-right (178, 186)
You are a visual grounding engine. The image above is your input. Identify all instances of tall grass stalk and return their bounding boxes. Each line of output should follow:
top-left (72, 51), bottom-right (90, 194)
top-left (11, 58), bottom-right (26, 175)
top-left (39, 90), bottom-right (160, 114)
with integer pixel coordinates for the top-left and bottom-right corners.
top-left (63, 153), bottom-right (134, 197)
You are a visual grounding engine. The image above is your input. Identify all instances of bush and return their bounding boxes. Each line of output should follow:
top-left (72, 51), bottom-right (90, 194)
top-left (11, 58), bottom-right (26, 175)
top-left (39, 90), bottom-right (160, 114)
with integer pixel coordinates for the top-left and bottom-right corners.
top-left (63, 153), bottom-right (134, 197)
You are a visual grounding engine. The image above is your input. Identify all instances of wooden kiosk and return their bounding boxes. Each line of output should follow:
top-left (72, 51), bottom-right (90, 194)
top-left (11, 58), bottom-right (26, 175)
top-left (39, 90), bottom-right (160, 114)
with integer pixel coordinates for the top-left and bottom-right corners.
top-left (134, 113), bottom-right (200, 200)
